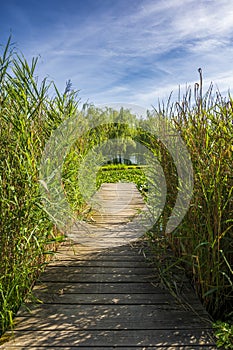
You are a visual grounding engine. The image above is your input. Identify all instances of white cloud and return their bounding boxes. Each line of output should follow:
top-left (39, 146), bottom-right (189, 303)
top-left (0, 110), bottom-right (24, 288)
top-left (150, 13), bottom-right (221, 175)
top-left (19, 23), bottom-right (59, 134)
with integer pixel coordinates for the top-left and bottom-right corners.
top-left (15, 0), bottom-right (233, 108)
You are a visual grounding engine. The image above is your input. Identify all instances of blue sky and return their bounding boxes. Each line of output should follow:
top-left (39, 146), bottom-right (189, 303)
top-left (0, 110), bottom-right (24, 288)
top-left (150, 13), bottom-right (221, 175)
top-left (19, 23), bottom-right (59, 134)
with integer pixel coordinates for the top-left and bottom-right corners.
top-left (2, 0), bottom-right (233, 109)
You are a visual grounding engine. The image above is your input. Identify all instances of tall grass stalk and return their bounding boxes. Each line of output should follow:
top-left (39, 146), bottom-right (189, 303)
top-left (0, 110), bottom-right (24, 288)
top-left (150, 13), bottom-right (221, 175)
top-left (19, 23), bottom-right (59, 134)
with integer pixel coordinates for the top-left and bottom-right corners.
top-left (0, 38), bottom-right (78, 334)
top-left (150, 72), bottom-right (232, 320)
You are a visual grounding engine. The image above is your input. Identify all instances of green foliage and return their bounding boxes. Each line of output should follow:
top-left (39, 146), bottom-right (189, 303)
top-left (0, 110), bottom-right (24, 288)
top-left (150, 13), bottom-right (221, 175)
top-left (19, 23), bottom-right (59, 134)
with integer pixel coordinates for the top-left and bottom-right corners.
top-left (213, 321), bottom-right (233, 349)
top-left (0, 37), bottom-right (74, 334)
top-left (96, 166), bottom-right (148, 195)
top-left (61, 109), bottom-right (148, 214)
top-left (149, 74), bottom-right (233, 320)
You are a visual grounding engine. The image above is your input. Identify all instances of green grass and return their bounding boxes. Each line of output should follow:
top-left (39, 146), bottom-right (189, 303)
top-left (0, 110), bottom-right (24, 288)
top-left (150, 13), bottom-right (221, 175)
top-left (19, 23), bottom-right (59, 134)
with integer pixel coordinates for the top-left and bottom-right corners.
top-left (147, 73), bottom-right (233, 333)
top-left (96, 165), bottom-right (148, 195)
top-left (0, 37), bottom-right (73, 335)
top-left (213, 321), bottom-right (233, 349)
top-left (62, 163), bottom-right (148, 218)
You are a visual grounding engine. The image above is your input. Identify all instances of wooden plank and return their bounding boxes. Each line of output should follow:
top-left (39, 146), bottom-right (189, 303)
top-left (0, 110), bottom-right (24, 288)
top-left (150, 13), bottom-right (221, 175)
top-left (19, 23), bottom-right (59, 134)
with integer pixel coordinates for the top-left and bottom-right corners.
top-left (54, 250), bottom-right (153, 261)
top-left (13, 314), bottom-right (212, 331)
top-left (2, 344), bottom-right (217, 350)
top-left (38, 270), bottom-right (189, 285)
top-left (0, 346), bottom-right (218, 350)
top-left (39, 273), bottom-right (158, 283)
top-left (31, 281), bottom-right (184, 294)
top-left (55, 239), bottom-right (153, 258)
top-left (41, 266), bottom-right (157, 274)
top-left (0, 330), bottom-right (216, 347)
top-left (47, 259), bottom-right (154, 267)
top-left (26, 293), bottom-right (181, 305)
top-left (0, 344), bottom-right (216, 350)
top-left (18, 303), bottom-right (210, 318)
top-left (16, 303), bottom-right (210, 322)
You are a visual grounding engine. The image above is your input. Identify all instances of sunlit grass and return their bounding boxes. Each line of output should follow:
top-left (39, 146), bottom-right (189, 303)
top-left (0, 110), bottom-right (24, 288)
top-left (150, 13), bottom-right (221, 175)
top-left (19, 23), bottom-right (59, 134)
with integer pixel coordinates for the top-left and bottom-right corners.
top-left (0, 37), bottom-right (72, 334)
top-left (96, 165), bottom-right (148, 195)
top-left (149, 73), bottom-right (233, 322)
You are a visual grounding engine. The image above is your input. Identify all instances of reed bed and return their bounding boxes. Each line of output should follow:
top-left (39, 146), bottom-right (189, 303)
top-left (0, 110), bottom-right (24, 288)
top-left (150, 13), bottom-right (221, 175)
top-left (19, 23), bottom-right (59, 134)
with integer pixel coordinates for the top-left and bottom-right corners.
top-left (0, 38), bottom-right (232, 344)
top-left (149, 74), bottom-right (232, 322)
top-left (0, 38), bottom-right (77, 334)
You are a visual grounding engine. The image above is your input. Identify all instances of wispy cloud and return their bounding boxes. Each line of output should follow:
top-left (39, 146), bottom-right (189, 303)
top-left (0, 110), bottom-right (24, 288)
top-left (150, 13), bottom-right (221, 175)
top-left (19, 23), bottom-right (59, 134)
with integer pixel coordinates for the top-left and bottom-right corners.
top-left (2, 0), bottom-right (233, 107)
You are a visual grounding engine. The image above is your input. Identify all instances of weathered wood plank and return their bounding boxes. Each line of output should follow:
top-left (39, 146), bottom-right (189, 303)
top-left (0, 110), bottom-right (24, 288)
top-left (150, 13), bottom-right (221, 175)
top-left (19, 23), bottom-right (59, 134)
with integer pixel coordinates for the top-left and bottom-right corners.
top-left (14, 304), bottom-right (212, 331)
top-left (39, 273), bottom-right (158, 283)
top-left (53, 250), bottom-right (153, 261)
top-left (0, 346), bottom-right (217, 350)
top-left (0, 329), bottom-right (216, 347)
top-left (48, 259), bottom-right (154, 267)
top-left (38, 271), bottom-right (189, 285)
top-left (0, 347), bottom-right (219, 350)
top-left (0, 344), bottom-right (216, 350)
top-left (58, 240), bottom-right (150, 252)
top-left (42, 265), bottom-right (156, 274)
top-left (31, 281), bottom-right (189, 295)
top-left (26, 293), bottom-right (188, 305)
top-left (39, 263), bottom-right (160, 283)
top-left (13, 317), bottom-right (212, 331)
top-left (0, 346), bottom-right (218, 350)
top-left (18, 303), bottom-right (210, 317)
top-left (55, 239), bottom-right (153, 259)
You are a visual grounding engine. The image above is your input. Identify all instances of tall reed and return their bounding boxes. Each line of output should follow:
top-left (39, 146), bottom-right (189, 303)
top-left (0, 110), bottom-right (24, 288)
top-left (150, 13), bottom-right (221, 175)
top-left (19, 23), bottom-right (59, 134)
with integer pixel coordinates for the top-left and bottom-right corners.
top-left (0, 37), bottom-right (78, 334)
top-left (151, 73), bottom-right (233, 320)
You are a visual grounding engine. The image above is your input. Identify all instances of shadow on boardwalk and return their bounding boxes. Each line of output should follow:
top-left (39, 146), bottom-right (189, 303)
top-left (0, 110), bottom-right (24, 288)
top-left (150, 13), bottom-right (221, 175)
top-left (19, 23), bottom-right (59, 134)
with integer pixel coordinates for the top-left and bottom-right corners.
top-left (0, 241), bottom-right (217, 349)
top-left (0, 183), bottom-right (217, 349)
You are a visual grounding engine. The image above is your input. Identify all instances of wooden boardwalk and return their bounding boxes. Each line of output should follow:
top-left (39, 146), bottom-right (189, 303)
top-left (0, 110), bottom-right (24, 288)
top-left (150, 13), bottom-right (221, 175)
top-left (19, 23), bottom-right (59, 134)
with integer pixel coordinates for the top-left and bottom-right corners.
top-left (68, 182), bottom-right (151, 248)
top-left (0, 183), bottom-right (217, 349)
